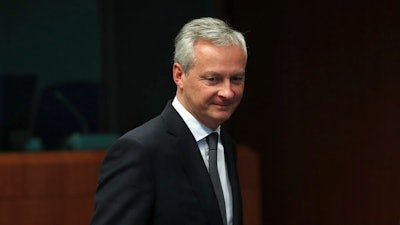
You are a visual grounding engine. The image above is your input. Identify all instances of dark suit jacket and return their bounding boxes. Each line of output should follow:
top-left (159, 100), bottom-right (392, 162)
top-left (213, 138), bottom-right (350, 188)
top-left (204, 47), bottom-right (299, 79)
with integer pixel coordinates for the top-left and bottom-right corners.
top-left (90, 101), bottom-right (243, 225)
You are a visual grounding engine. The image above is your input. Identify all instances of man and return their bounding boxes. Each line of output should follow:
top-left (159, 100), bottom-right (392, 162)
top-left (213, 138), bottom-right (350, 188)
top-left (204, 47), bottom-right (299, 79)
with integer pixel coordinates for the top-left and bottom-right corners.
top-left (90, 17), bottom-right (247, 225)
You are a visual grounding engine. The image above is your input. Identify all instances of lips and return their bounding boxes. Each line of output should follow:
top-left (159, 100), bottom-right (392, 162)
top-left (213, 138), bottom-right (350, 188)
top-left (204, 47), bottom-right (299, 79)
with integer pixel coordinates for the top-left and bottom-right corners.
top-left (214, 103), bottom-right (234, 111)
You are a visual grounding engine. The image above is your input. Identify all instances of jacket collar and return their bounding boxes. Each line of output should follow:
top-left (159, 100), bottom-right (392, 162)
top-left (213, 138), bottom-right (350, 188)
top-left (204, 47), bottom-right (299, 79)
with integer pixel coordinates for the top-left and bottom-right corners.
top-left (160, 101), bottom-right (227, 225)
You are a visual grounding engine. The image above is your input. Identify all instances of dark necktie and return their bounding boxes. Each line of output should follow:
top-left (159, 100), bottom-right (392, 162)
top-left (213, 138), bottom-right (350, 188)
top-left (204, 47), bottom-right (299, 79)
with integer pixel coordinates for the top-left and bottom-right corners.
top-left (206, 132), bottom-right (227, 225)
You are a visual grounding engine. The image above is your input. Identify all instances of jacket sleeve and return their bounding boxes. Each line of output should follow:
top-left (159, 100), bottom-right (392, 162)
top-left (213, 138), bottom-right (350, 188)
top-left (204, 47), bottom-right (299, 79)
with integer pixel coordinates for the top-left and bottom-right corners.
top-left (89, 136), bottom-right (154, 225)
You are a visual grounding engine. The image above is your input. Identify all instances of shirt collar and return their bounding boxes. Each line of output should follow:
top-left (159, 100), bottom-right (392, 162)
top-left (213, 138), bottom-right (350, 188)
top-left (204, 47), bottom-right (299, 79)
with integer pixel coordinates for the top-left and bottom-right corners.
top-left (172, 96), bottom-right (220, 142)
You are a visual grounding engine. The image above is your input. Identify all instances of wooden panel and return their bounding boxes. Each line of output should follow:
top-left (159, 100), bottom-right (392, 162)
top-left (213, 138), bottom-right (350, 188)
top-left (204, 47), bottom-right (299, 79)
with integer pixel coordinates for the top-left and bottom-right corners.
top-left (237, 144), bottom-right (262, 225)
top-left (0, 150), bottom-right (105, 225)
top-left (0, 146), bottom-right (261, 225)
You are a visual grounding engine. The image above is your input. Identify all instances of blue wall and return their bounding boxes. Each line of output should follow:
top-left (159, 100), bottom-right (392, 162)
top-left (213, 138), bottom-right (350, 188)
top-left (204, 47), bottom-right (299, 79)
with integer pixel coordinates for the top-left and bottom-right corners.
top-left (0, 0), bottom-right (101, 150)
top-left (0, 0), bottom-right (101, 91)
top-left (0, 0), bottom-right (216, 150)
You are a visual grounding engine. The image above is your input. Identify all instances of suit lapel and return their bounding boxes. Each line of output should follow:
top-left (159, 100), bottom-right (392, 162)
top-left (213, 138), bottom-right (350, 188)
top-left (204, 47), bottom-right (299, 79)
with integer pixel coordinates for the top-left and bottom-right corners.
top-left (161, 102), bottom-right (224, 225)
top-left (177, 137), bottom-right (224, 225)
top-left (222, 131), bottom-right (243, 225)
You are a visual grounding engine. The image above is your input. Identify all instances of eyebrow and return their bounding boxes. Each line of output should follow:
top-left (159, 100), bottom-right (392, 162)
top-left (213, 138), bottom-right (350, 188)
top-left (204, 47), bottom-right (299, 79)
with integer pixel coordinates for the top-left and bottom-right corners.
top-left (203, 71), bottom-right (245, 77)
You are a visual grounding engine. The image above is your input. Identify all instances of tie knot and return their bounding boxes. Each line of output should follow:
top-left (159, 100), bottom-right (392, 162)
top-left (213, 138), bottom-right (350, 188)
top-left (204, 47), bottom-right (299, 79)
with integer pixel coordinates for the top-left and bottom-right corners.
top-left (206, 132), bottom-right (219, 151)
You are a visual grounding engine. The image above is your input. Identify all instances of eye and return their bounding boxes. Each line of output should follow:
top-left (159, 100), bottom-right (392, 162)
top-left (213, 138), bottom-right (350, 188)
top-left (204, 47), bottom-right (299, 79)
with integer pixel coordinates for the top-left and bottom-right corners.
top-left (231, 76), bottom-right (245, 84)
top-left (205, 76), bottom-right (220, 84)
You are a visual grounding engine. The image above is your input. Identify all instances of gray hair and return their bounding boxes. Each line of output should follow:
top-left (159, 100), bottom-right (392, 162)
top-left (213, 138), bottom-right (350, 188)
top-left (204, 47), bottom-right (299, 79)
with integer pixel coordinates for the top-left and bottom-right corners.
top-left (174, 17), bottom-right (247, 73)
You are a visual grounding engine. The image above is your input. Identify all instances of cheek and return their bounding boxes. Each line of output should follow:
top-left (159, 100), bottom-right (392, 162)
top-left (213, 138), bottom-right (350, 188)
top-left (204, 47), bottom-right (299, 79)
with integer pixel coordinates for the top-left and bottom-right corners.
top-left (184, 84), bottom-right (210, 104)
top-left (233, 86), bottom-right (245, 97)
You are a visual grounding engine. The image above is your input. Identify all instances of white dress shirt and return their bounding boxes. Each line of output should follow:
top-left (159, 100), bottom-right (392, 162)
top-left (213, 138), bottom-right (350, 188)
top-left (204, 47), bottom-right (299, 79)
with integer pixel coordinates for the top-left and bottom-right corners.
top-left (172, 97), bottom-right (233, 225)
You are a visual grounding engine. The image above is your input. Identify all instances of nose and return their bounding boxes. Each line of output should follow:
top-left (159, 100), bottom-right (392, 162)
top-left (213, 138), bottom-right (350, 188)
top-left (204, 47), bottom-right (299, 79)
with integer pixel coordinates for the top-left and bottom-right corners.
top-left (218, 80), bottom-right (235, 99)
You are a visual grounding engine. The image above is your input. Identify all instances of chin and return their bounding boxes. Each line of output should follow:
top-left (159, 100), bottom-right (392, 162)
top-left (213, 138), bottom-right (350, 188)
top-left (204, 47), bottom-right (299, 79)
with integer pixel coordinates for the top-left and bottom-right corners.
top-left (214, 114), bottom-right (232, 123)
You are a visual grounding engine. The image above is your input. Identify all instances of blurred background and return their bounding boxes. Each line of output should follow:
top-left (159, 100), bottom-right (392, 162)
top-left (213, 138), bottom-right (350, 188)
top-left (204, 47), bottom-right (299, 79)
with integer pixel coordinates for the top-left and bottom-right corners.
top-left (1, 0), bottom-right (400, 224)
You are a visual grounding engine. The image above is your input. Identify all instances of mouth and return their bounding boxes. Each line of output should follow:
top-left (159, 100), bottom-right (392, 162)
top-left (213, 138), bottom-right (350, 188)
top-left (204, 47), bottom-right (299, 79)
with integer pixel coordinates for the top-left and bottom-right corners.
top-left (214, 103), bottom-right (233, 111)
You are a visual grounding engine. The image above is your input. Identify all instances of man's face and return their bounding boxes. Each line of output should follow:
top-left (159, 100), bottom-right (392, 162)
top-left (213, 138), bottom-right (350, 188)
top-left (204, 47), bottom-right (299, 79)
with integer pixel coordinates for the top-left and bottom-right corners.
top-left (173, 40), bottom-right (246, 130)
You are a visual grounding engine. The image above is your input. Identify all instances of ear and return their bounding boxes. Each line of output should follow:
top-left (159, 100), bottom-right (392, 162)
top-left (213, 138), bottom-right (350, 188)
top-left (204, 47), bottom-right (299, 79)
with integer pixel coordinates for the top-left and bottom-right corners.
top-left (173, 62), bottom-right (185, 88)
